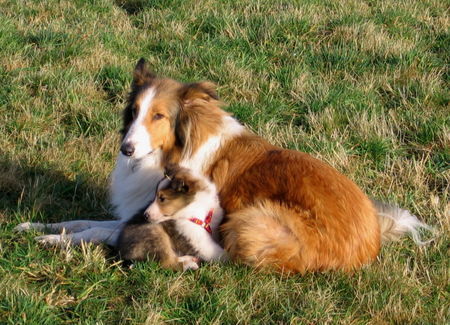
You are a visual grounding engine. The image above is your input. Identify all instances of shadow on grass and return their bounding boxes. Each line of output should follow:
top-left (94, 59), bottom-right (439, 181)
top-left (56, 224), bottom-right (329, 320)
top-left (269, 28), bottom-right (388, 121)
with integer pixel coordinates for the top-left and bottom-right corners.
top-left (114, 0), bottom-right (144, 15)
top-left (0, 155), bottom-right (111, 224)
top-left (114, 0), bottom-right (186, 15)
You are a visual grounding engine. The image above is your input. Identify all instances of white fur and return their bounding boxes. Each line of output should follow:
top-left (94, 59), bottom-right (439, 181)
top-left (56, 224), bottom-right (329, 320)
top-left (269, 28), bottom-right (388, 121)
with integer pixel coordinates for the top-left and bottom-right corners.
top-left (15, 220), bottom-right (121, 233)
top-left (391, 210), bottom-right (432, 244)
top-left (177, 255), bottom-right (200, 271)
top-left (110, 151), bottom-right (163, 220)
top-left (180, 116), bottom-right (245, 174)
top-left (122, 88), bottom-right (156, 159)
top-left (146, 199), bottom-right (166, 222)
top-left (373, 200), bottom-right (433, 245)
top-left (175, 218), bottom-right (227, 262)
top-left (109, 86), bottom-right (165, 221)
top-left (35, 227), bottom-right (121, 247)
top-left (146, 174), bottom-right (228, 262)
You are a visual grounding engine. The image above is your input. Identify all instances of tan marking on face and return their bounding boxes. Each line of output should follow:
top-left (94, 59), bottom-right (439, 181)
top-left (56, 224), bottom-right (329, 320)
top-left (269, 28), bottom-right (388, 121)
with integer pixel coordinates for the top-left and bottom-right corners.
top-left (143, 98), bottom-right (176, 152)
top-left (156, 189), bottom-right (194, 217)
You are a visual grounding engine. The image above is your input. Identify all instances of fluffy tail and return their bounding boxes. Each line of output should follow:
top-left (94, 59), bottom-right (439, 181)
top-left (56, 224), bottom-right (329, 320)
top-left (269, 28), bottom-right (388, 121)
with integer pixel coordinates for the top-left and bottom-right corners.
top-left (372, 200), bottom-right (433, 245)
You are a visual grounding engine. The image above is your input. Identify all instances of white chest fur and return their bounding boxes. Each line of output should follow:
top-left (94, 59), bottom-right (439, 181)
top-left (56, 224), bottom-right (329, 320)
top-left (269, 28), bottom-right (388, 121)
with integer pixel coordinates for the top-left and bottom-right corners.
top-left (175, 209), bottom-right (226, 262)
top-left (110, 151), bottom-right (164, 221)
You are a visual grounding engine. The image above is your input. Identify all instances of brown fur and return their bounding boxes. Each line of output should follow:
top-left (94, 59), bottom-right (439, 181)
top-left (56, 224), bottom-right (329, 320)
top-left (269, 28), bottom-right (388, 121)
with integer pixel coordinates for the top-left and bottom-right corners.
top-left (207, 136), bottom-right (380, 273)
top-left (124, 59), bottom-right (382, 273)
top-left (156, 165), bottom-right (208, 217)
top-left (175, 97), bottom-right (228, 158)
top-left (118, 220), bottom-right (198, 271)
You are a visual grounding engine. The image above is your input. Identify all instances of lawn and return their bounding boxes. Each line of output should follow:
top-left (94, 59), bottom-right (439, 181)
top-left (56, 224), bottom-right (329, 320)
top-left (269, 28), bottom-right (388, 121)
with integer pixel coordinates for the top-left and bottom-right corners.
top-left (0, 0), bottom-right (448, 323)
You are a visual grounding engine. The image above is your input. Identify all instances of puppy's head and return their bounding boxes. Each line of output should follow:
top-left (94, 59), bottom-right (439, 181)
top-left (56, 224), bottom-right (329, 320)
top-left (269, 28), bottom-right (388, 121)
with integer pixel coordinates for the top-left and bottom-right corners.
top-left (144, 165), bottom-right (207, 223)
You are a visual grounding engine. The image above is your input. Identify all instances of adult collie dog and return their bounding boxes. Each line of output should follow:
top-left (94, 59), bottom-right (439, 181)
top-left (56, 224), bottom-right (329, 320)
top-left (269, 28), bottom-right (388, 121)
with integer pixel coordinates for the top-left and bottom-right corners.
top-left (16, 59), bottom-right (430, 273)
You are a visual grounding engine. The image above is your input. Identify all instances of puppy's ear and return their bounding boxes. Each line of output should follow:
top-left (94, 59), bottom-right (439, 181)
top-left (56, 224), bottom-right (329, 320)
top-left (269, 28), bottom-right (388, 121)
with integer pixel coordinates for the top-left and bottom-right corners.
top-left (164, 163), bottom-right (179, 180)
top-left (180, 81), bottom-right (218, 104)
top-left (181, 183), bottom-right (189, 193)
top-left (133, 58), bottom-right (155, 86)
top-left (171, 178), bottom-right (189, 193)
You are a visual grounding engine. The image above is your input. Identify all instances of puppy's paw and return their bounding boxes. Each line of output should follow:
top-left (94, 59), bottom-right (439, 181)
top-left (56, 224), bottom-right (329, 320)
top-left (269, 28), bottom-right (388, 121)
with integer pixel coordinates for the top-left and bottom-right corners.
top-left (14, 222), bottom-right (45, 233)
top-left (178, 255), bottom-right (200, 271)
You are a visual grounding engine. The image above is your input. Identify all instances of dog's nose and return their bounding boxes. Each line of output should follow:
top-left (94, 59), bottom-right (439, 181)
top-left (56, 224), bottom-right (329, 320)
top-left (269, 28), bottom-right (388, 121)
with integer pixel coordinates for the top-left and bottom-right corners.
top-left (120, 142), bottom-right (135, 156)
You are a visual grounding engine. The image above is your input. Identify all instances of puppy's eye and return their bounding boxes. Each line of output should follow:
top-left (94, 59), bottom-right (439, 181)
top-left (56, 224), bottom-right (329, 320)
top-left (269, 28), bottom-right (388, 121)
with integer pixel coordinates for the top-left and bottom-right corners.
top-left (153, 113), bottom-right (164, 121)
top-left (158, 195), bottom-right (165, 203)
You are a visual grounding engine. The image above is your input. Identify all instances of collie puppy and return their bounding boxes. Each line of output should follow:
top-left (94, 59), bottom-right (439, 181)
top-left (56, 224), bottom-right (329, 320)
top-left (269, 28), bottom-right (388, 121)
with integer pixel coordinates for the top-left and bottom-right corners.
top-left (16, 58), bottom-right (430, 273)
top-left (118, 165), bottom-right (227, 270)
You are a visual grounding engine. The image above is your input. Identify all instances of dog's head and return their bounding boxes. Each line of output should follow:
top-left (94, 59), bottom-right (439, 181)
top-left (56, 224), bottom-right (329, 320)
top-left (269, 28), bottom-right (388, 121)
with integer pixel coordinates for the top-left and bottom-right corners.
top-left (120, 58), bottom-right (222, 160)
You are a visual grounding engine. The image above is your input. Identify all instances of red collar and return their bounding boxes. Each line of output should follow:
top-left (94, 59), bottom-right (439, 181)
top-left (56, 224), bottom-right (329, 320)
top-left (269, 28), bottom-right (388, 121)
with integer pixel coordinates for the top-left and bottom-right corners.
top-left (189, 209), bottom-right (214, 234)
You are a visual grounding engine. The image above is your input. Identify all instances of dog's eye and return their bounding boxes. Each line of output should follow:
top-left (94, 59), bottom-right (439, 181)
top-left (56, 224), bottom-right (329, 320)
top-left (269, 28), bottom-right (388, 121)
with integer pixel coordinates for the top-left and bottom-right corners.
top-left (158, 195), bottom-right (165, 203)
top-left (153, 113), bottom-right (164, 121)
top-left (131, 107), bottom-right (137, 119)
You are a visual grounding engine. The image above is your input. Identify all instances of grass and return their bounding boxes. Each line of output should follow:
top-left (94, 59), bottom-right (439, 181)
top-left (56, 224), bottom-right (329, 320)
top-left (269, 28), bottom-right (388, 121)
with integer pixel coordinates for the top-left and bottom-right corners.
top-left (0, 0), bottom-right (448, 323)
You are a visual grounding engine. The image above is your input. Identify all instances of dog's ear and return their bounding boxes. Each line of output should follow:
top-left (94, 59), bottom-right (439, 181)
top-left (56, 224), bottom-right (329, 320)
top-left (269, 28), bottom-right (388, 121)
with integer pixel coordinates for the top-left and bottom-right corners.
top-left (171, 178), bottom-right (189, 193)
top-left (133, 58), bottom-right (155, 86)
top-left (176, 81), bottom-right (217, 149)
top-left (174, 109), bottom-right (191, 152)
top-left (176, 81), bottom-right (223, 155)
top-left (179, 81), bottom-right (218, 104)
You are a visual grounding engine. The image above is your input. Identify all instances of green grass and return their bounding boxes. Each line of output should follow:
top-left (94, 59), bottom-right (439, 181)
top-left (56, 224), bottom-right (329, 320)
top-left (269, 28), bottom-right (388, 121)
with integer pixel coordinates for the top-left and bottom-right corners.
top-left (1, 0), bottom-right (448, 323)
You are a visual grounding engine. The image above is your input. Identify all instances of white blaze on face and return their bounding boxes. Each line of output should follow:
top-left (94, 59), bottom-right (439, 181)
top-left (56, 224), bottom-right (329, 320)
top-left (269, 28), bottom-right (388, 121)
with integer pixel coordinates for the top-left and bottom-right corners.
top-left (145, 202), bottom-right (164, 222)
top-left (122, 88), bottom-right (156, 159)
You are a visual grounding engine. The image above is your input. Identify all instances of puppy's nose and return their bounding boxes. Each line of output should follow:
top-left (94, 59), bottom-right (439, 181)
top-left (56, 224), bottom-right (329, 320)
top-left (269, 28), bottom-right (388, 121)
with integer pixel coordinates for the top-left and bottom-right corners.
top-left (143, 210), bottom-right (152, 222)
top-left (120, 142), bottom-right (135, 156)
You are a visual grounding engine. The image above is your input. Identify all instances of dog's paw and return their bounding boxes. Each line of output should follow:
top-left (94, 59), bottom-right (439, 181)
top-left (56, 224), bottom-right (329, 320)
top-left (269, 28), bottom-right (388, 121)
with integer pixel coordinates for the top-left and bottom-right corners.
top-left (178, 255), bottom-right (200, 271)
top-left (14, 222), bottom-right (45, 232)
top-left (35, 234), bottom-right (67, 246)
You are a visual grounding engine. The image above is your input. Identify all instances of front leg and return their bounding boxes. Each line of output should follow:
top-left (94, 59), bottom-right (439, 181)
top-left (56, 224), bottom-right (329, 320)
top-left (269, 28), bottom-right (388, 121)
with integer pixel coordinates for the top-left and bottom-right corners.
top-left (35, 226), bottom-right (123, 247)
top-left (15, 220), bottom-right (122, 234)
